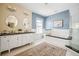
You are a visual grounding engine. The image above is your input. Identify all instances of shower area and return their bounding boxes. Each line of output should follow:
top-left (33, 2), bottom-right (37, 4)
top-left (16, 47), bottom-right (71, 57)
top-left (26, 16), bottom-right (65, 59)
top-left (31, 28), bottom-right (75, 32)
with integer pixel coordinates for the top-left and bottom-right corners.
top-left (70, 23), bottom-right (79, 51)
top-left (66, 7), bottom-right (79, 55)
top-left (66, 11), bottom-right (79, 55)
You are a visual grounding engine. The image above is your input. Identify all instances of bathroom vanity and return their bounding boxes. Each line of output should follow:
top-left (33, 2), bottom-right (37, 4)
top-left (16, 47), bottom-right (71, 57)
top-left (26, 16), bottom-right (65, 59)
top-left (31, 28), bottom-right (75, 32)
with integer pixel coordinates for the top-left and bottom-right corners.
top-left (0, 32), bottom-right (42, 55)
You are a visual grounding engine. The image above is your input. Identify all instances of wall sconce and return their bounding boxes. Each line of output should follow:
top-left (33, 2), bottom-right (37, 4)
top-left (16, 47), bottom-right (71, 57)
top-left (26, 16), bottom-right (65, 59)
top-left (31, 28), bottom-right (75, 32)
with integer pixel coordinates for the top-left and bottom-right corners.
top-left (7, 5), bottom-right (16, 12)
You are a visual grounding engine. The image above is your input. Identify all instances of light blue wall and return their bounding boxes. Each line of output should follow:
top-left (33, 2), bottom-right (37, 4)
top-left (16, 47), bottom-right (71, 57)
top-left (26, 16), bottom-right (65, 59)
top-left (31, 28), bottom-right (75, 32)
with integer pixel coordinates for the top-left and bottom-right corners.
top-left (32, 12), bottom-right (45, 29)
top-left (45, 10), bottom-right (70, 29)
top-left (32, 10), bottom-right (70, 30)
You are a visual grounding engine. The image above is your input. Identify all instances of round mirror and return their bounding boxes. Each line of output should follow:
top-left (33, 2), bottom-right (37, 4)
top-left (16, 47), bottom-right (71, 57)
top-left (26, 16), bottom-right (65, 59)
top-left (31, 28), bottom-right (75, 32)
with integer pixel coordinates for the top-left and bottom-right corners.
top-left (6, 15), bottom-right (18, 28)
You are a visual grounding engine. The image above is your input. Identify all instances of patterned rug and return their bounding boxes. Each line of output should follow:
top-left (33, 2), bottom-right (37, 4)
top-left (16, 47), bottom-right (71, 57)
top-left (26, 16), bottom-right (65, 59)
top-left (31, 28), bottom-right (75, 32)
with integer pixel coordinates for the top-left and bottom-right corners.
top-left (16, 42), bottom-right (66, 56)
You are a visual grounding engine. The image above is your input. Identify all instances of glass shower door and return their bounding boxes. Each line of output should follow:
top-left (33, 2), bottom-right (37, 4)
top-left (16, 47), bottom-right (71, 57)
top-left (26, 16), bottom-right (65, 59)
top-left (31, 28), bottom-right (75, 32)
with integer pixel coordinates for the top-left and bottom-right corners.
top-left (70, 29), bottom-right (79, 50)
top-left (70, 23), bottom-right (79, 50)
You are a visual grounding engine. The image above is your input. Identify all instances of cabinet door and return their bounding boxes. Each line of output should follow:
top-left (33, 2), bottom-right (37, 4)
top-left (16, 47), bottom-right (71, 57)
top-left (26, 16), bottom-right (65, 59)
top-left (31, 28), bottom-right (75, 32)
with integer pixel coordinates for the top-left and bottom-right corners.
top-left (17, 35), bottom-right (23, 47)
top-left (22, 34), bottom-right (33, 45)
top-left (9, 35), bottom-right (18, 49)
top-left (21, 34), bottom-right (29, 45)
top-left (32, 34), bottom-right (37, 41)
top-left (27, 34), bottom-right (33, 43)
top-left (22, 34), bottom-right (27, 45)
top-left (31, 34), bottom-right (42, 42)
top-left (1, 36), bottom-right (9, 52)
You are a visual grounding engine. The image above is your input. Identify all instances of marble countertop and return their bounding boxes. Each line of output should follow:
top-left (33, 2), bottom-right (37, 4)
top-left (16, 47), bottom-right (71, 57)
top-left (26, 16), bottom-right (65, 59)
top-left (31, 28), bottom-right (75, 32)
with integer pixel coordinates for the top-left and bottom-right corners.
top-left (0, 32), bottom-right (35, 36)
top-left (46, 35), bottom-right (72, 40)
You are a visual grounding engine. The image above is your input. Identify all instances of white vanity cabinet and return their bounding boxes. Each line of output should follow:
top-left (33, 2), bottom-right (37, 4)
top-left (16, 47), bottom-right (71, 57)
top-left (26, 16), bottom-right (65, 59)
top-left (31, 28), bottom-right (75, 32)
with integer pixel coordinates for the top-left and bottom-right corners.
top-left (0, 33), bottom-right (38, 55)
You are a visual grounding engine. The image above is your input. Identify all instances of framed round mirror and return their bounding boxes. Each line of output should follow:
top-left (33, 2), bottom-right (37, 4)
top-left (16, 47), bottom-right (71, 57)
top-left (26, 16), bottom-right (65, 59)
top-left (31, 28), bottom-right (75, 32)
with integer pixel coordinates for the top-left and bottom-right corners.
top-left (6, 15), bottom-right (18, 28)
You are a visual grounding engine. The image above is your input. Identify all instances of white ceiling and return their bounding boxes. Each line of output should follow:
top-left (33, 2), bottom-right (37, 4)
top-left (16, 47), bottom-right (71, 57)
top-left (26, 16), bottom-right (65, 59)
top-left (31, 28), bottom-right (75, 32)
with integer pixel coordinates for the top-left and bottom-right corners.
top-left (19, 3), bottom-right (79, 16)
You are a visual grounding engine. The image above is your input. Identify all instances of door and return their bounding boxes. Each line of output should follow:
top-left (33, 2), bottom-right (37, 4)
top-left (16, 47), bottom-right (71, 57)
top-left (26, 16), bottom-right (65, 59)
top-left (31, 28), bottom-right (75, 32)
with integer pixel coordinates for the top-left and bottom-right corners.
top-left (36, 18), bottom-right (43, 34)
